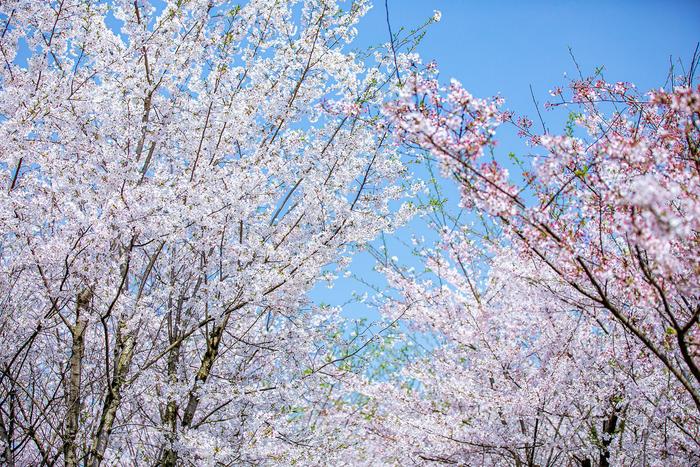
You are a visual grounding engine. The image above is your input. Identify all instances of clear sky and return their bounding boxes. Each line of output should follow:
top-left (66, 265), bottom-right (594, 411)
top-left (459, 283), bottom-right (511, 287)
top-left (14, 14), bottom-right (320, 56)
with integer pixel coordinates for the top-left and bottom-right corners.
top-left (360, 0), bottom-right (700, 101)
top-left (312, 0), bottom-right (700, 318)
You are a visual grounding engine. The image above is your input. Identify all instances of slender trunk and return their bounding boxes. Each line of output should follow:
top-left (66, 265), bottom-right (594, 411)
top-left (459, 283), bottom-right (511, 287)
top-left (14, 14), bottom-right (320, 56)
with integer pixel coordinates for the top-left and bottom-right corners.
top-left (88, 321), bottom-right (135, 467)
top-left (64, 324), bottom-right (87, 466)
top-left (158, 323), bottom-right (225, 467)
top-left (157, 292), bottom-right (184, 467)
top-left (158, 332), bottom-right (182, 467)
top-left (599, 411), bottom-right (618, 467)
top-left (158, 400), bottom-right (179, 467)
top-left (181, 324), bottom-right (225, 427)
top-left (64, 289), bottom-right (91, 467)
top-left (0, 406), bottom-right (15, 466)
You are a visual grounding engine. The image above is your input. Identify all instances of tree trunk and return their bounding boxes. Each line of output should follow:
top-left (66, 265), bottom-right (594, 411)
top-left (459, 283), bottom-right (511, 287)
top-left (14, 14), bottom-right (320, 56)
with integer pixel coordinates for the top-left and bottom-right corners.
top-left (64, 321), bottom-right (87, 467)
top-left (0, 405), bottom-right (15, 466)
top-left (64, 289), bottom-right (91, 467)
top-left (88, 321), bottom-right (135, 467)
top-left (158, 334), bottom-right (182, 467)
top-left (599, 411), bottom-right (618, 467)
top-left (158, 323), bottom-right (225, 467)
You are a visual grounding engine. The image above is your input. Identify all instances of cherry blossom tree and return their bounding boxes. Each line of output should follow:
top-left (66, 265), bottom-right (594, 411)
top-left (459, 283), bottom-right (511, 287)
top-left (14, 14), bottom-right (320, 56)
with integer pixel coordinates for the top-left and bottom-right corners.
top-left (2, 0), bottom-right (698, 464)
top-left (339, 233), bottom-right (698, 465)
top-left (336, 62), bottom-right (700, 465)
top-left (0, 0), bottom-right (426, 464)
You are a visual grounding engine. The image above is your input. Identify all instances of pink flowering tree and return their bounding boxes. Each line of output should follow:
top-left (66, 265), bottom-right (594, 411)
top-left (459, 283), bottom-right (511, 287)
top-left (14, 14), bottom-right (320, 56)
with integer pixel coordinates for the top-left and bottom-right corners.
top-left (337, 64), bottom-right (700, 464)
top-left (0, 0), bottom-right (431, 464)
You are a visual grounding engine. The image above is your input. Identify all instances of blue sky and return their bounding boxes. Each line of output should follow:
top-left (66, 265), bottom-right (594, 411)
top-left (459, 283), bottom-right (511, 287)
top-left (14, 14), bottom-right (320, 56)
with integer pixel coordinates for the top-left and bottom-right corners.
top-left (360, 0), bottom-right (700, 98)
top-left (312, 0), bottom-right (700, 318)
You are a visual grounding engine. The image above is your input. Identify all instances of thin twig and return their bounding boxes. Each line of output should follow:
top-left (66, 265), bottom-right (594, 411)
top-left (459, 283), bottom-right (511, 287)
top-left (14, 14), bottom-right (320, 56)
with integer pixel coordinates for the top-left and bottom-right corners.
top-left (385, 0), bottom-right (401, 84)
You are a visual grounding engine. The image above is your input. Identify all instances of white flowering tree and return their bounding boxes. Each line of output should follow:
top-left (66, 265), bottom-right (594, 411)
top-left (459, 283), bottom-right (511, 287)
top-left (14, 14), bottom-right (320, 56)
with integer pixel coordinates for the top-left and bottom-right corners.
top-left (0, 0), bottom-right (429, 464)
top-left (318, 66), bottom-right (700, 465)
top-left (4, 0), bottom-right (696, 465)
